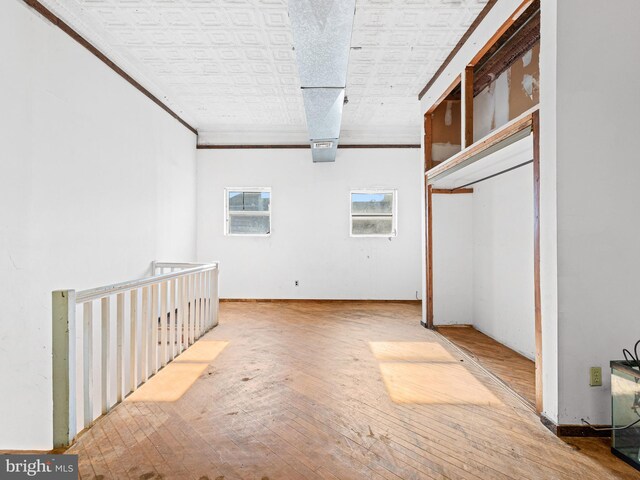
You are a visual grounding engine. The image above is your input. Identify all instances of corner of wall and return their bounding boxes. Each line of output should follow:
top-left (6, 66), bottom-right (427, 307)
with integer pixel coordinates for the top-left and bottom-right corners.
top-left (539, 0), bottom-right (559, 423)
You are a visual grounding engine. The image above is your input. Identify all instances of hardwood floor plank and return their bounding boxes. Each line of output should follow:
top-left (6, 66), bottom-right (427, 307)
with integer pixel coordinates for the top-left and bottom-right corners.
top-left (436, 325), bottom-right (536, 407)
top-left (63, 301), bottom-right (638, 479)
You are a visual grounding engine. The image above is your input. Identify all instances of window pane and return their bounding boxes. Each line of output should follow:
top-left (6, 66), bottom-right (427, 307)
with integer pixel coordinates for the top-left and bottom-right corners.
top-left (228, 191), bottom-right (270, 212)
top-left (229, 214), bottom-right (270, 235)
top-left (228, 191), bottom-right (244, 211)
top-left (242, 192), bottom-right (270, 211)
top-left (351, 192), bottom-right (393, 214)
top-left (352, 216), bottom-right (393, 235)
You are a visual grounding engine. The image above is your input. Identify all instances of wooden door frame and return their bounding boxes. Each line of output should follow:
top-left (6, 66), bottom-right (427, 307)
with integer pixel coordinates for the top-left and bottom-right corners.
top-left (424, 109), bottom-right (542, 414)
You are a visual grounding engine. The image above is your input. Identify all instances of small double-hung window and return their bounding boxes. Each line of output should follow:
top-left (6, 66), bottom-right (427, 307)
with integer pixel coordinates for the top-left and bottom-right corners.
top-left (350, 190), bottom-right (397, 237)
top-left (225, 188), bottom-right (271, 236)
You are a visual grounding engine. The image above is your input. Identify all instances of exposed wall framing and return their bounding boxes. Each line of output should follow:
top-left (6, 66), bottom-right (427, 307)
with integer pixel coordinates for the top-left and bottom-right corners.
top-left (422, 0), bottom-right (542, 415)
top-left (432, 188), bottom-right (474, 195)
top-left (532, 109), bottom-right (542, 414)
top-left (462, 66), bottom-right (474, 149)
top-left (474, 6), bottom-right (540, 96)
top-left (424, 0), bottom-right (540, 166)
top-left (426, 185), bottom-right (434, 328)
top-left (425, 109), bottom-right (541, 415)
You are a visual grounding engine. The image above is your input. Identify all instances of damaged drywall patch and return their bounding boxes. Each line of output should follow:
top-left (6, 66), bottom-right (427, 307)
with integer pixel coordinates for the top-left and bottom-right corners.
top-left (522, 74), bottom-right (537, 100)
top-left (444, 101), bottom-right (453, 127)
top-left (432, 143), bottom-right (462, 162)
top-left (430, 98), bottom-right (462, 162)
top-left (494, 71), bottom-right (510, 130)
top-left (474, 43), bottom-right (540, 140)
top-left (521, 48), bottom-right (537, 99)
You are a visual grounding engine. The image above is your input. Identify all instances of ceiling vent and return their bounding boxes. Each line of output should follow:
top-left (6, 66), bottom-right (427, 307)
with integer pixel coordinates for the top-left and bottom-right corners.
top-left (313, 141), bottom-right (334, 149)
top-left (289, 0), bottom-right (356, 162)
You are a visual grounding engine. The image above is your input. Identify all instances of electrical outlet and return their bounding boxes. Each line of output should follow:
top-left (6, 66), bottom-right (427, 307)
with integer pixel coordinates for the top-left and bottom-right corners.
top-left (294, 280), bottom-right (299, 287)
top-left (590, 366), bottom-right (602, 386)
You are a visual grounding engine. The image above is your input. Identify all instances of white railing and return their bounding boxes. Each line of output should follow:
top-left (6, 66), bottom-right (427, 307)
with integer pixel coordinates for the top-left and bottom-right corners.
top-left (52, 261), bottom-right (219, 448)
top-left (152, 261), bottom-right (206, 276)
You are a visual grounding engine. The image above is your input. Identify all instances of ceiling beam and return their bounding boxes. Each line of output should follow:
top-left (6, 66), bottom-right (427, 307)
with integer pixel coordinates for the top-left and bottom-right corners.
top-left (196, 144), bottom-right (421, 150)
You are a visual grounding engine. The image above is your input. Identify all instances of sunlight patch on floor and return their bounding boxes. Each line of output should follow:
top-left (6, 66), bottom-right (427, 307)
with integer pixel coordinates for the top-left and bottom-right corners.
top-left (126, 340), bottom-right (228, 402)
top-left (370, 341), bottom-right (456, 362)
top-left (370, 341), bottom-right (502, 406)
top-left (379, 362), bottom-right (503, 405)
top-left (174, 340), bottom-right (228, 364)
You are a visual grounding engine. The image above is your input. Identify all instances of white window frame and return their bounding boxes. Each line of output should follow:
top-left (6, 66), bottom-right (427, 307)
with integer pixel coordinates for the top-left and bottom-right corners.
top-left (224, 187), bottom-right (272, 237)
top-left (349, 189), bottom-right (398, 238)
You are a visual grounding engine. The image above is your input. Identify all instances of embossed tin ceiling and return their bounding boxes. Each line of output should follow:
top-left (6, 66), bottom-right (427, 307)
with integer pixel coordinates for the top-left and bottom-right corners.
top-left (37, 0), bottom-right (488, 144)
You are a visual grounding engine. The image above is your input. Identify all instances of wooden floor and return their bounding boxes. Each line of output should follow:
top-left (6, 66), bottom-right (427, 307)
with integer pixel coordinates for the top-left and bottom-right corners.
top-left (435, 325), bottom-right (536, 407)
top-left (68, 301), bottom-right (639, 479)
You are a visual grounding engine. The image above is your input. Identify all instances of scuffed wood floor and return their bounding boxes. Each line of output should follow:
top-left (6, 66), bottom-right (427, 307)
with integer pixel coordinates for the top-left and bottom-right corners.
top-left (435, 325), bottom-right (536, 408)
top-left (68, 301), bottom-right (638, 479)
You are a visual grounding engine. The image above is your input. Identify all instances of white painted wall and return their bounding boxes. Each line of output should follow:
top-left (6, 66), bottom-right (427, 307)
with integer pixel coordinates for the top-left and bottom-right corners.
top-left (547, 0), bottom-right (640, 426)
top-left (429, 158), bottom-right (535, 359)
top-left (472, 164), bottom-right (535, 359)
top-left (431, 194), bottom-right (474, 325)
top-left (197, 149), bottom-right (422, 300)
top-left (0, 0), bottom-right (197, 449)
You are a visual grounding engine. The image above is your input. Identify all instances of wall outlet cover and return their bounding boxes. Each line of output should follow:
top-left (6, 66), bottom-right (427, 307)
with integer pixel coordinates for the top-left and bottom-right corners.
top-left (589, 366), bottom-right (602, 386)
